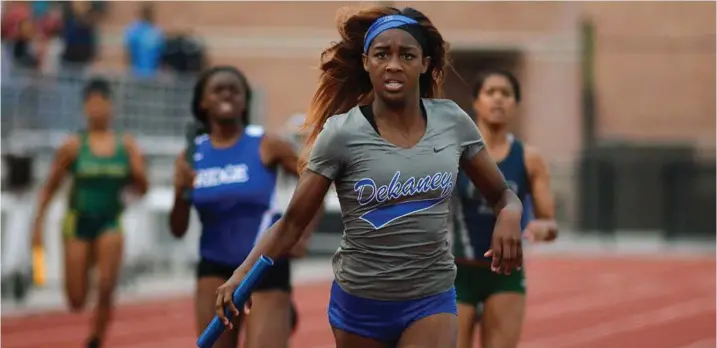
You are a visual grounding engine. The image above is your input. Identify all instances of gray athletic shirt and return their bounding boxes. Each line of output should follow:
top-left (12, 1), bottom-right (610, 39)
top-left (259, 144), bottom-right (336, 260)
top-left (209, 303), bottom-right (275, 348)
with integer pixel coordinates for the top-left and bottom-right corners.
top-left (307, 98), bottom-right (485, 300)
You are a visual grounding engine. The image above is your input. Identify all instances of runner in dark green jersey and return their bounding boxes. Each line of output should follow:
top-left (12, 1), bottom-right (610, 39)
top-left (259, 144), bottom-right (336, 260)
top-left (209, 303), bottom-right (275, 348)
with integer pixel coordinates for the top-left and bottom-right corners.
top-left (32, 78), bottom-right (148, 348)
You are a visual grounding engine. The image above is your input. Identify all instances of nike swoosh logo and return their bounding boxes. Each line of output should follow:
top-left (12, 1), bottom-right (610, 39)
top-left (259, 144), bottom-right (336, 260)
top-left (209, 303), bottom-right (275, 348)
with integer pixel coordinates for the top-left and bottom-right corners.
top-left (433, 144), bottom-right (451, 153)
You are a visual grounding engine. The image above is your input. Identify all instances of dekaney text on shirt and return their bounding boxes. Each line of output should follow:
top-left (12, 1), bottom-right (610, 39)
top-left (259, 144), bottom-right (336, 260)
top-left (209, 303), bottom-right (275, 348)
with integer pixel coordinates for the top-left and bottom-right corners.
top-left (354, 170), bottom-right (453, 229)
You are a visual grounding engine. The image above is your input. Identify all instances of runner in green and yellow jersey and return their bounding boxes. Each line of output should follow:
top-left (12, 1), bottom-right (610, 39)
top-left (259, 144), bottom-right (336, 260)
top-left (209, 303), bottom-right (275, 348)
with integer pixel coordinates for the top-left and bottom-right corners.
top-left (32, 77), bottom-right (148, 348)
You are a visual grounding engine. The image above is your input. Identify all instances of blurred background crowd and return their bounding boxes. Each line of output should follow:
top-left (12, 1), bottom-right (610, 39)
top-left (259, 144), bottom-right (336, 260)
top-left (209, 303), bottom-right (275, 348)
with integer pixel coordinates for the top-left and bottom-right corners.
top-left (2, 0), bottom-right (204, 77)
top-left (0, 0), bottom-right (714, 337)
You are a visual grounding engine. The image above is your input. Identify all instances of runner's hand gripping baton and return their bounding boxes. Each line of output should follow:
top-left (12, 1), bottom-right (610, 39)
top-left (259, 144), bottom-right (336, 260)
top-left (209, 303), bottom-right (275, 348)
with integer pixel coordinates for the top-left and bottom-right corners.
top-left (196, 255), bottom-right (274, 348)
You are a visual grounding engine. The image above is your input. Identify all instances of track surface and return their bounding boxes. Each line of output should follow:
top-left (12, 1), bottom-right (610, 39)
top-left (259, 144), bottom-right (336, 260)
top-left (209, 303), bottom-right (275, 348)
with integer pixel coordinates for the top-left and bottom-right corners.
top-left (2, 255), bottom-right (715, 348)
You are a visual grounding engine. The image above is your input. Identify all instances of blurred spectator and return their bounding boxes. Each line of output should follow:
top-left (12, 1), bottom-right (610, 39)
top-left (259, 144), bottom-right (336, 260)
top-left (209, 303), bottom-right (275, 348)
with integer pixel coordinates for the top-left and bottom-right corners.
top-left (36, 3), bottom-right (64, 75)
top-left (60, 1), bottom-right (105, 72)
top-left (124, 3), bottom-right (164, 78)
top-left (161, 31), bottom-right (207, 74)
top-left (12, 19), bottom-right (39, 70)
top-left (1, 1), bottom-right (32, 42)
top-left (1, 1), bottom-right (64, 75)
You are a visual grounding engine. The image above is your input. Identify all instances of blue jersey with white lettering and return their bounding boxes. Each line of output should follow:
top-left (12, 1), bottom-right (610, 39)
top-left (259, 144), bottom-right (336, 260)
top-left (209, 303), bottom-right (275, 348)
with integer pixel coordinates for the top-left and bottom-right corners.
top-left (191, 125), bottom-right (280, 267)
top-left (452, 138), bottom-right (531, 261)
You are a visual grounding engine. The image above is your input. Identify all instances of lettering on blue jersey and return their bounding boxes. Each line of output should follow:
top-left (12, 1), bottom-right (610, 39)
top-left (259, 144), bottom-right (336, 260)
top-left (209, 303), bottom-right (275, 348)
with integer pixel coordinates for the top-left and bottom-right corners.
top-left (355, 171), bottom-right (453, 229)
top-left (194, 164), bottom-right (250, 189)
top-left (195, 134), bottom-right (209, 145)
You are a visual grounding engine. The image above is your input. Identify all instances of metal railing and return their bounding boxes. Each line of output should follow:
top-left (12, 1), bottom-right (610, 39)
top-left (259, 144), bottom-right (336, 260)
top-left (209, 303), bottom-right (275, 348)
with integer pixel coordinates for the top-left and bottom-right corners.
top-left (1, 66), bottom-right (714, 304)
top-left (2, 66), bottom-right (198, 150)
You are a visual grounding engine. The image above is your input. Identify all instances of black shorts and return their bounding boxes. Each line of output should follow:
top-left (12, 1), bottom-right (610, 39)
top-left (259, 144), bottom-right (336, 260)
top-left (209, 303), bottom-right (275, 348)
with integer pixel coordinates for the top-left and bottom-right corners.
top-left (196, 257), bottom-right (292, 292)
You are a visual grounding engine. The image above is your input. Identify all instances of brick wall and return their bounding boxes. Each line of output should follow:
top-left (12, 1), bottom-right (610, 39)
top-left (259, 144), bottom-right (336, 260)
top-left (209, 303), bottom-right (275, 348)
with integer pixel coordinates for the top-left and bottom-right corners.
top-left (96, 1), bottom-right (715, 159)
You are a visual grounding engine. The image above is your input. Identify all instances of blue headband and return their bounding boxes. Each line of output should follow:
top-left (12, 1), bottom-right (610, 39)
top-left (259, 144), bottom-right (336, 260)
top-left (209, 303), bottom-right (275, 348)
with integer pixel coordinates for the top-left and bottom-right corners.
top-left (363, 15), bottom-right (419, 53)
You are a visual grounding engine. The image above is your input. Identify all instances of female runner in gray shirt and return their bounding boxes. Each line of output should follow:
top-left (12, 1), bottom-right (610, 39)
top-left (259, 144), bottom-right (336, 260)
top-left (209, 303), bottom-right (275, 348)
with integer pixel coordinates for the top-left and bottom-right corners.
top-left (215, 6), bottom-right (524, 348)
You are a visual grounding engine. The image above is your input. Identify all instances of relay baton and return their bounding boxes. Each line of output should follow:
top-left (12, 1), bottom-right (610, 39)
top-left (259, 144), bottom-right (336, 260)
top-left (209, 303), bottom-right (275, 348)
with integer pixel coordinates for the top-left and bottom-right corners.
top-left (196, 255), bottom-right (274, 348)
top-left (32, 245), bottom-right (46, 286)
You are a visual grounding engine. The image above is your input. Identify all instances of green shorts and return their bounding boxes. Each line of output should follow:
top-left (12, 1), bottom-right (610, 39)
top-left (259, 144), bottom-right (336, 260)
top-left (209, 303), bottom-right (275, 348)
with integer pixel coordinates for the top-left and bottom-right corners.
top-left (454, 262), bottom-right (526, 307)
top-left (63, 210), bottom-right (122, 241)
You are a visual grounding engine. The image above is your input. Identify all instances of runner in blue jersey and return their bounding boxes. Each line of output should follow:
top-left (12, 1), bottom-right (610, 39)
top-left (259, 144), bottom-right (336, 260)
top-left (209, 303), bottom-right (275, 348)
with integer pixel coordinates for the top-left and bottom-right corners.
top-left (452, 69), bottom-right (559, 348)
top-left (169, 66), bottom-right (319, 348)
top-left (214, 7), bottom-right (524, 348)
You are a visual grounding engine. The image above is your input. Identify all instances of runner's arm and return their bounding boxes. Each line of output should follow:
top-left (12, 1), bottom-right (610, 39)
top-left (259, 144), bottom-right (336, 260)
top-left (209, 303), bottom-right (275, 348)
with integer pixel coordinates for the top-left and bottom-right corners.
top-left (34, 136), bottom-right (80, 223)
top-left (123, 133), bottom-right (148, 195)
top-left (261, 134), bottom-right (325, 256)
top-left (169, 150), bottom-right (192, 238)
top-left (524, 145), bottom-right (558, 242)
